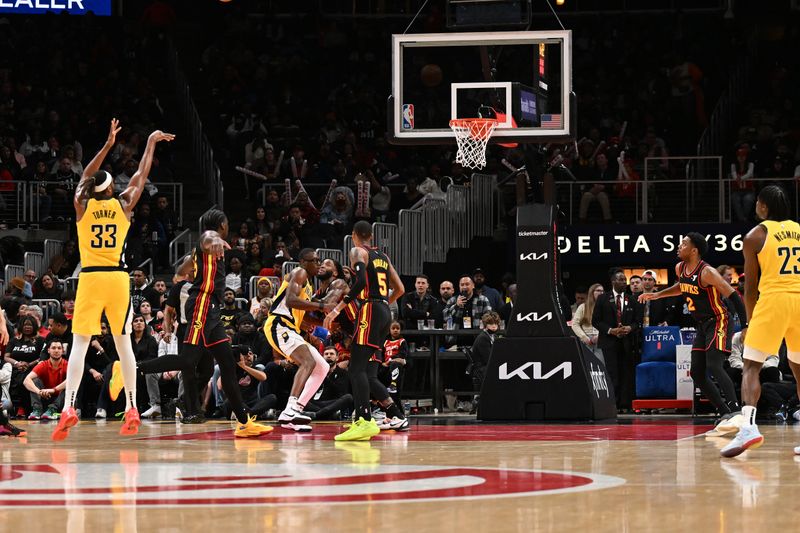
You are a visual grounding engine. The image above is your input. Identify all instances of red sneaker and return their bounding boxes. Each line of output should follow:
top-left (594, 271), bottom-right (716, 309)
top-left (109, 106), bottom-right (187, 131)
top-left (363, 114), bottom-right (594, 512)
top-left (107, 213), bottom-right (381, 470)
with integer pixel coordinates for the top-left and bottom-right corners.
top-left (120, 408), bottom-right (141, 436)
top-left (51, 407), bottom-right (79, 441)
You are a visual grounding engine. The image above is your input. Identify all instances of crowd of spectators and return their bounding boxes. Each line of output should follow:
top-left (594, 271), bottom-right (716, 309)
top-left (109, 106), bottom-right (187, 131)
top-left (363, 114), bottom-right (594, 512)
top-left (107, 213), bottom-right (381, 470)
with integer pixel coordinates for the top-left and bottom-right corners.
top-left (0, 14), bottom-right (180, 274)
top-left (0, 251), bottom-right (517, 420)
top-left (729, 27), bottom-right (800, 222)
top-left (176, 8), bottom-right (741, 242)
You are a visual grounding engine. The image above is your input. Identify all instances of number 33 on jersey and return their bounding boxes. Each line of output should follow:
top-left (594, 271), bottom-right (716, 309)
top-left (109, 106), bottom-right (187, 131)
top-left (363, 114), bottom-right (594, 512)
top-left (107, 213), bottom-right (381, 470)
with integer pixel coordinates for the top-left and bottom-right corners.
top-left (76, 197), bottom-right (130, 268)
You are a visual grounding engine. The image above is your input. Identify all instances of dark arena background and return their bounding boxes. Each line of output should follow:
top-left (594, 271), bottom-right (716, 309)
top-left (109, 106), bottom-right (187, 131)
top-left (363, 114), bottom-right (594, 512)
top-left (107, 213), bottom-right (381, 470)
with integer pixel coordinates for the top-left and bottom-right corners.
top-left (2, 1), bottom-right (800, 531)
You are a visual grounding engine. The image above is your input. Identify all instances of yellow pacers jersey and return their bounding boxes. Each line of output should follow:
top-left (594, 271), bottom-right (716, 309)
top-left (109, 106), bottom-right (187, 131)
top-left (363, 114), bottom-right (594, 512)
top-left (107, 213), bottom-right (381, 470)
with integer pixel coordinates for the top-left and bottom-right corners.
top-left (269, 275), bottom-right (314, 332)
top-left (757, 219), bottom-right (800, 295)
top-left (76, 198), bottom-right (130, 268)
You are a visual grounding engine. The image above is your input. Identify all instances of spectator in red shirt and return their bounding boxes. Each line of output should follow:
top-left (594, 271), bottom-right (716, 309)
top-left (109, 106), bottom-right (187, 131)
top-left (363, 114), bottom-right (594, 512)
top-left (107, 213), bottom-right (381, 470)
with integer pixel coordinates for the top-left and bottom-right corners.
top-left (23, 340), bottom-right (68, 420)
top-left (381, 321), bottom-right (408, 405)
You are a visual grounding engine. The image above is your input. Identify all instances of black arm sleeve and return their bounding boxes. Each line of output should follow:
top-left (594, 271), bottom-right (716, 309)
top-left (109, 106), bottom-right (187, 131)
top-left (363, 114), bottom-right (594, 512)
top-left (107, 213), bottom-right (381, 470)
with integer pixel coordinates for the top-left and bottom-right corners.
top-left (725, 291), bottom-right (748, 327)
top-left (343, 261), bottom-right (367, 304)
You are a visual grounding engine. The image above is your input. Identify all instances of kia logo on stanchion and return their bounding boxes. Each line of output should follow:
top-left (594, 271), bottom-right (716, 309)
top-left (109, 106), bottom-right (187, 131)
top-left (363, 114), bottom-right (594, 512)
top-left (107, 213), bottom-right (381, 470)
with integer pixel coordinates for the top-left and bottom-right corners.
top-left (499, 361), bottom-right (573, 380)
top-left (519, 252), bottom-right (548, 261)
top-left (516, 312), bottom-right (552, 322)
top-left (589, 363), bottom-right (609, 399)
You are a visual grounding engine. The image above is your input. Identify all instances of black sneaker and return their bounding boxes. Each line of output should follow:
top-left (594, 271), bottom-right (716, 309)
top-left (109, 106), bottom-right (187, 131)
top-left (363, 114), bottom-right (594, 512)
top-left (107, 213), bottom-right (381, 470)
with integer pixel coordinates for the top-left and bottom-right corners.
top-left (0, 422), bottom-right (27, 437)
top-left (181, 414), bottom-right (206, 425)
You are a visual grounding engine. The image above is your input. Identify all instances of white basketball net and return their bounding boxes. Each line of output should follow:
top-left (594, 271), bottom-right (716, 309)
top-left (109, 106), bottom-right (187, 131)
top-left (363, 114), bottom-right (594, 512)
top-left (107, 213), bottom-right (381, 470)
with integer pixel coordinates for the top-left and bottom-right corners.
top-left (450, 118), bottom-right (498, 170)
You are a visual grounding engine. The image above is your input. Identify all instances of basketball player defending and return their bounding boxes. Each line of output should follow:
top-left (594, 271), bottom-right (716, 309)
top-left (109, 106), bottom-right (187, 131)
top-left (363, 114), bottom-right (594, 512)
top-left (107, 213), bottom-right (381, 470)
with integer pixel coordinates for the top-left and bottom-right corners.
top-left (721, 185), bottom-right (800, 457)
top-left (52, 119), bottom-right (175, 441)
top-left (325, 221), bottom-right (405, 441)
top-left (639, 232), bottom-right (745, 437)
top-left (264, 249), bottom-right (337, 431)
top-left (176, 209), bottom-right (273, 437)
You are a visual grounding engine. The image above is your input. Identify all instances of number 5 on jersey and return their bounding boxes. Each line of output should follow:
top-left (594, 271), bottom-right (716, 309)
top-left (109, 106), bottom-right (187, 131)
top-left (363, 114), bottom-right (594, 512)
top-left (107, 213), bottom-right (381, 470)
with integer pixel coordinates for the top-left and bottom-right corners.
top-left (377, 272), bottom-right (388, 295)
top-left (359, 272), bottom-right (389, 299)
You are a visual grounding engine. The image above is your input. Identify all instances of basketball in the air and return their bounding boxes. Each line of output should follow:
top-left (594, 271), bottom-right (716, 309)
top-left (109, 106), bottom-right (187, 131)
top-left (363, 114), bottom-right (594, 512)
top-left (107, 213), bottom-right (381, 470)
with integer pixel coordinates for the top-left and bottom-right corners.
top-left (420, 64), bottom-right (443, 87)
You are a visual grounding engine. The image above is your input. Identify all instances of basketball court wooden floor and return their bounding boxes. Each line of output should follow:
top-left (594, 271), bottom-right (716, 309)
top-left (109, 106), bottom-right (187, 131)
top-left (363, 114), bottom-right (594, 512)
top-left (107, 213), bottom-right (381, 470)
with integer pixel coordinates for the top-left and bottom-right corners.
top-left (2, 417), bottom-right (800, 532)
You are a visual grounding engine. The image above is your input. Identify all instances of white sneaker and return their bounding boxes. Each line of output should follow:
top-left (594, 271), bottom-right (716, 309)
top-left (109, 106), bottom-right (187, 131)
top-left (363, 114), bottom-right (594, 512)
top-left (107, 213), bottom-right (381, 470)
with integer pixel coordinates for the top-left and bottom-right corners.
top-left (175, 407), bottom-right (183, 419)
top-left (793, 409), bottom-right (800, 422)
top-left (707, 413), bottom-right (743, 437)
top-left (280, 422), bottom-right (312, 432)
top-left (95, 408), bottom-right (107, 419)
top-left (278, 405), bottom-right (311, 425)
top-left (377, 416), bottom-right (409, 431)
top-left (721, 425), bottom-right (764, 458)
top-left (141, 405), bottom-right (162, 418)
top-left (794, 445), bottom-right (800, 455)
top-left (371, 408), bottom-right (386, 422)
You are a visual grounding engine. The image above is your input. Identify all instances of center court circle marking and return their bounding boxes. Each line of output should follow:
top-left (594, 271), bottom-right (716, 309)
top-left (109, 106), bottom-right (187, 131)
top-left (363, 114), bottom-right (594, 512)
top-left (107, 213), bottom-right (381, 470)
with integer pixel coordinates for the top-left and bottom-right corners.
top-left (0, 463), bottom-right (626, 507)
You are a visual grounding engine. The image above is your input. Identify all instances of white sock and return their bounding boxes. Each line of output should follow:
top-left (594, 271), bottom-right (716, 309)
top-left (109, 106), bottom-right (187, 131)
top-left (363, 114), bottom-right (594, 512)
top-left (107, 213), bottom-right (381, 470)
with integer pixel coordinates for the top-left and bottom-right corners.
top-left (286, 396), bottom-right (298, 410)
top-left (742, 405), bottom-right (757, 427)
top-left (297, 349), bottom-right (328, 408)
top-left (113, 335), bottom-right (139, 412)
top-left (63, 334), bottom-right (91, 411)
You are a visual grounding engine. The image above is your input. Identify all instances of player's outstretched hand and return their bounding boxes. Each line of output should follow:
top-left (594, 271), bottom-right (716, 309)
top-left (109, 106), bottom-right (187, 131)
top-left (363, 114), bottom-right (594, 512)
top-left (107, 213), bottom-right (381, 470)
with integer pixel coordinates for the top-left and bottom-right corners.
top-left (209, 237), bottom-right (230, 260)
top-left (323, 309), bottom-right (339, 331)
top-left (149, 130), bottom-right (176, 143)
top-left (638, 292), bottom-right (656, 304)
top-left (107, 118), bottom-right (122, 146)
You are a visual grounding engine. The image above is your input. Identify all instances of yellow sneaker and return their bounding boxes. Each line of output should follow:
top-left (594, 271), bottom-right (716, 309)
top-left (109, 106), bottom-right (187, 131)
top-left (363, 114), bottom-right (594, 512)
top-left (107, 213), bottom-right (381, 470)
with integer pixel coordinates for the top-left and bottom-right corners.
top-left (334, 441), bottom-right (381, 464)
top-left (109, 361), bottom-right (124, 402)
top-left (334, 417), bottom-right (380, 441)
top-left (234, 415), bottom-right (274, 438)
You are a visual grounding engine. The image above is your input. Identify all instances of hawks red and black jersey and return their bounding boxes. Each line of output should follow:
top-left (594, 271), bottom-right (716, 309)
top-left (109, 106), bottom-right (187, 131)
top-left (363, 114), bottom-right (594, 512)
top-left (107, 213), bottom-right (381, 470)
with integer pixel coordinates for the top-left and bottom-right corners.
top-left (679, 260), bottom-right (727, 322)
top-left (358, 246), bottom-right (390, 303)
top-left (188, 245), bottom-right (225, 307)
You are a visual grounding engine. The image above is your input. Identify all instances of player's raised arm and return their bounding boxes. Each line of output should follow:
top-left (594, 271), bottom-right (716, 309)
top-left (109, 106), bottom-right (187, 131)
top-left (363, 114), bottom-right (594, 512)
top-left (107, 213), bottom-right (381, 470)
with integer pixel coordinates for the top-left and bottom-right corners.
top-left (286, 268), bottom-right (333, 313)
top-left (638, 263), bottom-right (682, 303)
top-left (120, 129), bottom-right (175, 215)
top-left (199, 231), bottom-right (230, 260)
top-left (74, 118), bottom-right (121, 216)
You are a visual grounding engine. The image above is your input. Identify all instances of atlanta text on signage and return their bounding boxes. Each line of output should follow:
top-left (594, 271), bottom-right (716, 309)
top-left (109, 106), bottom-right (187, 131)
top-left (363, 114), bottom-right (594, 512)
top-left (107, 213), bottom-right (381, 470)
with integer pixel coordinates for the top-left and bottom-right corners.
top-left (558, 233), bottom-right (744, 255)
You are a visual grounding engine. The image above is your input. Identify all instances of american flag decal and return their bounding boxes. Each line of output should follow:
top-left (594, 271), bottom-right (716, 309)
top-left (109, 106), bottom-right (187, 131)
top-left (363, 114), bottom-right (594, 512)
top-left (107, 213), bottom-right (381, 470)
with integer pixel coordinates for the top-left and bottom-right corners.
top-left (540, 114), bottom-right (562, 128)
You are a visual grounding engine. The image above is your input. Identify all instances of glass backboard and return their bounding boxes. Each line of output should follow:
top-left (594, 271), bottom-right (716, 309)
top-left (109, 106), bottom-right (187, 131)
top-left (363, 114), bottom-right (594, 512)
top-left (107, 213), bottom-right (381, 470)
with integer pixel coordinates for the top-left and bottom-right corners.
top-left (389, 30), bottom-right (574, 145)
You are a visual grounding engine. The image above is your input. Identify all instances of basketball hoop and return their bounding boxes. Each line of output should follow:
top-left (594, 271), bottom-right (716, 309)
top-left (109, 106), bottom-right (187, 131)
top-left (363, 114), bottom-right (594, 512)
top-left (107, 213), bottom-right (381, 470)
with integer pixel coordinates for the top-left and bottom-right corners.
top-left (449, 118), bottom-right (498, 170)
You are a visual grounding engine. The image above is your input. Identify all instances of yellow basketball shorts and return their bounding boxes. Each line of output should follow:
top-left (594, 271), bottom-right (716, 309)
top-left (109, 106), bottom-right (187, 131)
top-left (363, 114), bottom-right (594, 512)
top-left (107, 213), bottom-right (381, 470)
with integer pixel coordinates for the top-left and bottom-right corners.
top-left (744, 292), bottom-right (800, 364)
top-left (72, 270), bottom-right (133, 336)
